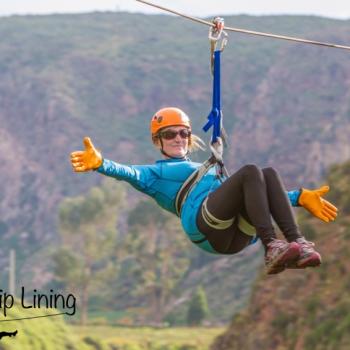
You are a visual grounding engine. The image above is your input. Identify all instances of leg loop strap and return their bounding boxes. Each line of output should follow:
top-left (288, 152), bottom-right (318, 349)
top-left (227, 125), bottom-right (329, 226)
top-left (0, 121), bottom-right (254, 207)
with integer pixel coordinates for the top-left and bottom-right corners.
top-left (201, 197), bottom-right (234, 230)
top-left (201, 198), bottom-right (257, 236)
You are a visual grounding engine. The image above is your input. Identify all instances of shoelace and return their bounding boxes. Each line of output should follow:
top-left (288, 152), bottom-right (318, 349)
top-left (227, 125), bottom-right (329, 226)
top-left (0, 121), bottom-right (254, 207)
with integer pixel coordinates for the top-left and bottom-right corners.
top-left (266, 240), bottom-right (289, 261)
top-left (296, 238), bottom-right (315, 254)
top-left (269, 239), bottom-right (287, 249)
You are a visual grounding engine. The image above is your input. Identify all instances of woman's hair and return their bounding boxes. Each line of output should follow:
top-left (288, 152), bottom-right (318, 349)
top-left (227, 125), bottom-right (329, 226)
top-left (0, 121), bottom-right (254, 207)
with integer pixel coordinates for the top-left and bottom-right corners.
top-left (188, 133), bottom-right (206, 152)
top-left (152, 131), bottom-right (206, 153)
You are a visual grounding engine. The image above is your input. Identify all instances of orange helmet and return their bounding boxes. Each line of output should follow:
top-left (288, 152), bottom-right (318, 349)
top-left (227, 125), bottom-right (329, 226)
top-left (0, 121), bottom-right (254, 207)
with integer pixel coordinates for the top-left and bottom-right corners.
top-left (150, 107), bottom-right (191, 136)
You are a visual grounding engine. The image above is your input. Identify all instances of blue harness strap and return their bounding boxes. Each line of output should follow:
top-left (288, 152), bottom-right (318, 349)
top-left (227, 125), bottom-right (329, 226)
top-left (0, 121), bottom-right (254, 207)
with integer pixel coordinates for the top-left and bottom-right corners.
top-left (202, 50), bottom-right (222, 143)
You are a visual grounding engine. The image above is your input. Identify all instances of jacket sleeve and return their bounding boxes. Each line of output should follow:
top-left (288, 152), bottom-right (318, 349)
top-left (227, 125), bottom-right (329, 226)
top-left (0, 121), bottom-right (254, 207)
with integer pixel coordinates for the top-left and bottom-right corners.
top-left (96, 158), bottom-right (155, 192)
top-left (287, 190), bottom-right (301, 207)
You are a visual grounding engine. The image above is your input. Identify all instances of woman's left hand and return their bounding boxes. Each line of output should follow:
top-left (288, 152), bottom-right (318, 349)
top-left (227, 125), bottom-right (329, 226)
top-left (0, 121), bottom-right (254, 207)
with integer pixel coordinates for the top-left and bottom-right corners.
top-left (298, 185), bottom-right (338, 222)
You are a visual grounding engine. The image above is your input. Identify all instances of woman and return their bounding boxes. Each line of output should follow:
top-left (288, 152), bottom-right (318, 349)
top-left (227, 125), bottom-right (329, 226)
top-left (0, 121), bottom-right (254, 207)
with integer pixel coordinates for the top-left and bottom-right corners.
top-left (70, 107), bottom-right (338, 274)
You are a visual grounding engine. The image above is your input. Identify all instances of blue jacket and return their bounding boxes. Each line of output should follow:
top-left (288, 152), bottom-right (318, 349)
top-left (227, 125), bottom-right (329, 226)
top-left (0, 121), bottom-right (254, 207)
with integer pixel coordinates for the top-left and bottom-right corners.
top-left (97, 158), bottom-right (301, 254)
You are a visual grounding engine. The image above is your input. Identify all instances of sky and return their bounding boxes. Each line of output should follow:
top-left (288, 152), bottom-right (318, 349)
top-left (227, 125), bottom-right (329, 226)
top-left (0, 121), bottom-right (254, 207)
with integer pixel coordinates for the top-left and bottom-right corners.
top-left (0, 0), bottom-right (349, 19)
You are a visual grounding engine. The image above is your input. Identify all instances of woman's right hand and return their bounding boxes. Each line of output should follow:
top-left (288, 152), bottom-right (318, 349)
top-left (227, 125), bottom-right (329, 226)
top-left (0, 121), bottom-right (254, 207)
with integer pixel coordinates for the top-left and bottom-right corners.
top-left (70, 137), bottom-right (103, 172)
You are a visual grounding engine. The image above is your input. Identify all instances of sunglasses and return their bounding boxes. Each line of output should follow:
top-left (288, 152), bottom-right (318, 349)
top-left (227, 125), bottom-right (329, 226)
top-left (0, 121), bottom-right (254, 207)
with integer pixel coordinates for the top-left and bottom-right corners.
top-left (159, 129), bottom-right (191, 140)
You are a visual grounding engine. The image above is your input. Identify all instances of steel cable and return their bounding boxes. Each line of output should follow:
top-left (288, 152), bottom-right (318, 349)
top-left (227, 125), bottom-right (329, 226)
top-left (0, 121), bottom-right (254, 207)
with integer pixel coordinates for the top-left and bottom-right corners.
top-left (135, 0), bottom-right (350, 51)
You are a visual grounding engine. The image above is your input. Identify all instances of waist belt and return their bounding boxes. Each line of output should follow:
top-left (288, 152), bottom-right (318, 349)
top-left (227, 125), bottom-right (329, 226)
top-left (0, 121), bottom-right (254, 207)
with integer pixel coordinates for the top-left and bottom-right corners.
top-left (174, 156), bottom-right (217, 217)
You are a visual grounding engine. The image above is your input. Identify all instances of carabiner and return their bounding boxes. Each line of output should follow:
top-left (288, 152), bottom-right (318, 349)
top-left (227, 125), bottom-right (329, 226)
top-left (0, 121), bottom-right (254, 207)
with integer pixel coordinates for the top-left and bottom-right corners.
top-left (209, 17), bottom-right (228, 51)
top-left (209, 17), bottom-right (224, 40)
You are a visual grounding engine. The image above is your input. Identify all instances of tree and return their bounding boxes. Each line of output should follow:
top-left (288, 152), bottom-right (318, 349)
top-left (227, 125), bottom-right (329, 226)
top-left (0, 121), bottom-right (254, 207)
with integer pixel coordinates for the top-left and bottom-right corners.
top-left (187, 286), bottom-right (209, 326)
top-left (119, 199), bottom-right (191, 324)
top-left (53, 178), bottom-right (125, 324)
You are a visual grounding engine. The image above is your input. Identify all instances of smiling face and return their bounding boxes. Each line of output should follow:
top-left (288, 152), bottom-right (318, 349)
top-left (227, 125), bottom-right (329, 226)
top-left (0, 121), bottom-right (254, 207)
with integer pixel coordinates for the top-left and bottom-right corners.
top-left (157, 126), bottom-right (191, 158)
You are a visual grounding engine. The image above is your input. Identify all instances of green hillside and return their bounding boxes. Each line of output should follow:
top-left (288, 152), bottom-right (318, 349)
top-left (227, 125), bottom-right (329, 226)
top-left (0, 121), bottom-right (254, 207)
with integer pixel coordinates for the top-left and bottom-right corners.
top-left (0, 11), bottom-right (350, 329)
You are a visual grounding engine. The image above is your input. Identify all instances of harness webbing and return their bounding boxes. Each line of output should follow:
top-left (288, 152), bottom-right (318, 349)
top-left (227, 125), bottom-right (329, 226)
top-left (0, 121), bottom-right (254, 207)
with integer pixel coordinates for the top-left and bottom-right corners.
top-left (203, 50), bottom-right (222, 144)
top-left (202, 45), bottom-right (229, 179)
top-left (174, 156), bottom-right (216, 216)
top-left (175, 21), bottom-right (229, 218)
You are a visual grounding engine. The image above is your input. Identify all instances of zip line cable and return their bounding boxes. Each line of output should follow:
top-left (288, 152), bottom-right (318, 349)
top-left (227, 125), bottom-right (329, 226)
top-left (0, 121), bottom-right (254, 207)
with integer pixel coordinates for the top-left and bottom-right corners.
top-left (136, 0), bottom-right (214, 26)
top-left (135, 0), bottom-right (350, 51)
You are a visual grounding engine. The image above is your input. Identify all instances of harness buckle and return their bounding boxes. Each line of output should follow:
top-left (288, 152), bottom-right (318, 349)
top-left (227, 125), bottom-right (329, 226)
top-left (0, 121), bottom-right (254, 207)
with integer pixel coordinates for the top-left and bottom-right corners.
top-left (209, 137), bottom-right (229, 179)
top-left (210, 137), bottom-right (224, 163)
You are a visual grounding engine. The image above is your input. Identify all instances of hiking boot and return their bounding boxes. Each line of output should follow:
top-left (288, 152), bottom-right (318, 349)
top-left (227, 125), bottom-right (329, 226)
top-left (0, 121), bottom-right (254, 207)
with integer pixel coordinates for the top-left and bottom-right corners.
top-left (287, 237), bottom-right (322, 269)
top-left (265, 239), bottom-right (300, 275)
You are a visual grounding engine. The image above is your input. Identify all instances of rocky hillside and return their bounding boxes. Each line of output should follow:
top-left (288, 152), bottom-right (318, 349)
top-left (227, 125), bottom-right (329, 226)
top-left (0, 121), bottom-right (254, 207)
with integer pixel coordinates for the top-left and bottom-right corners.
top-left (211, 160), bottom-right (350, 349)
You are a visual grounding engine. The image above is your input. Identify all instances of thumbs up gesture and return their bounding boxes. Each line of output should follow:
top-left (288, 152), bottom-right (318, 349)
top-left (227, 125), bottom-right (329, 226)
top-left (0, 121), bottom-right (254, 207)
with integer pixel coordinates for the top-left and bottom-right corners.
top-left (298, 185), bottom-right (338, 222)
top-left (70, 137), bottom-right (103, 172)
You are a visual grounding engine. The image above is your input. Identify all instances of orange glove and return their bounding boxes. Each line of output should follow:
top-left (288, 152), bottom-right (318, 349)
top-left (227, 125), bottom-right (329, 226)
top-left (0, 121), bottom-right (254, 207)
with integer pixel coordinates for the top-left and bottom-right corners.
top-left (298, 185), bottom-right (338, 222)
top-left (70, 137), bottom-right (103, 172)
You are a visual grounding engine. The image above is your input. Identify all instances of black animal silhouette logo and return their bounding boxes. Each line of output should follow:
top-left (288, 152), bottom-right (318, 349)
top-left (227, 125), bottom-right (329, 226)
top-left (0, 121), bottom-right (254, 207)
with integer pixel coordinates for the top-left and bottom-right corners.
top-left (0, 330), bottom-right (18, 340)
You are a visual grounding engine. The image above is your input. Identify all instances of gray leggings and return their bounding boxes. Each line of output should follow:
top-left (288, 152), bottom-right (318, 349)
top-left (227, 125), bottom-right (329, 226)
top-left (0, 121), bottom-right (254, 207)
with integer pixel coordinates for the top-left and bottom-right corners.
top-left (196, 164), bottom-right (302, 254)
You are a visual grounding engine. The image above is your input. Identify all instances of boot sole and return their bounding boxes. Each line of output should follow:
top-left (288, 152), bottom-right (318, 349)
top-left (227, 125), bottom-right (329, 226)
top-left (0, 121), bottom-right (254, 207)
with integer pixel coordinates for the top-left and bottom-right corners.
top-left (288, 252), bottom-right (322, 269)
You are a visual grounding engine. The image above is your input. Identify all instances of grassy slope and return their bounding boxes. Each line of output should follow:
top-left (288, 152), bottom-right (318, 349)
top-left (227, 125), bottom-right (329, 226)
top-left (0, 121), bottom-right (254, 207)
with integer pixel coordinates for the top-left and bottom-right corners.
top-left (0, 300), bottom-right (224, 350)
top-left (0, 301), bottom-right (90, 350)
top-left (74, 325), bottom-right (224, 350)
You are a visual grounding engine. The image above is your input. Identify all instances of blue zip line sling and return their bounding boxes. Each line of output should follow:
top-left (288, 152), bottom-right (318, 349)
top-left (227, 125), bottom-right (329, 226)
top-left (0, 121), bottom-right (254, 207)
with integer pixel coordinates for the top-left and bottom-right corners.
top-left (203, 50), bottom-right (222, 144)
